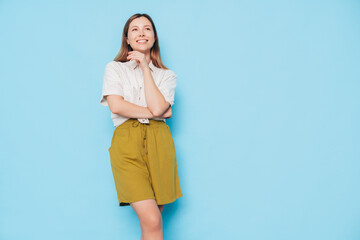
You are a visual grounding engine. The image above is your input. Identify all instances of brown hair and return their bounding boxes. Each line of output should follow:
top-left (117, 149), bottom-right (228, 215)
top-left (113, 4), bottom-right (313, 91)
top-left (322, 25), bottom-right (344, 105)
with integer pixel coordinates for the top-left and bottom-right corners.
top-left (113, 13), bottom-right (168, 70)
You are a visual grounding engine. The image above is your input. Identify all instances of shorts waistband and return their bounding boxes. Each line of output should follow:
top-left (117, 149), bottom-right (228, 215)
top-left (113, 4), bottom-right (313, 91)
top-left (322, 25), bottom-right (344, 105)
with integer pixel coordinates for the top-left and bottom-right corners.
top-left (116, 118), bottom-right (166, 129)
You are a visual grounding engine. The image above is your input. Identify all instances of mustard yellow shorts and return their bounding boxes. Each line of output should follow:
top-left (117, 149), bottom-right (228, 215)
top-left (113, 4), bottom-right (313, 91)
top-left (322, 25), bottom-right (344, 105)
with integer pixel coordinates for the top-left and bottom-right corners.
top-left (108, 118), bottom-right (183, 207)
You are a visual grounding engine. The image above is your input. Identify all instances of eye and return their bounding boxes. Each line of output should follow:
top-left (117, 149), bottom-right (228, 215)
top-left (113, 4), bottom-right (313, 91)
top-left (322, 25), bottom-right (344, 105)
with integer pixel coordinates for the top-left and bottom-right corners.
top-left (146, 28), bottom-right (151, 30)
top-left (132, 28), bottom-right (137, 31)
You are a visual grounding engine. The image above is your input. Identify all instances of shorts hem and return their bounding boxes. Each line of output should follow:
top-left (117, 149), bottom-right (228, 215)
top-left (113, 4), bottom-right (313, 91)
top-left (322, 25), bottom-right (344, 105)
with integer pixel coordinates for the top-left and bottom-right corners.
top-left (118, 196), bottom-right (156, 207)
top-left (156, 193), bottom-right (184, 205)
top-left (117, 193), bottom-right (183, 207)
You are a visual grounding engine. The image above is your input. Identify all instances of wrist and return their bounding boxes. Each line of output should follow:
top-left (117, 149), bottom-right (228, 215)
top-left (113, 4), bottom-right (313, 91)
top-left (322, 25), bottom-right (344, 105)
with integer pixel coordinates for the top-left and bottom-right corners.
top-left (141, 64), bottom-right (151, 72)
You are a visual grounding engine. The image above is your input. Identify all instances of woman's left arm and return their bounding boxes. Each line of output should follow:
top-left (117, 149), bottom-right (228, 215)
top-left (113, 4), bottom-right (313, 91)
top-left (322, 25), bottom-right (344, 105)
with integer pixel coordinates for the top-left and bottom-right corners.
top-left (127, 51), bottom-right (171, 117)
top-left (142, 66), bottom-right (170, 117)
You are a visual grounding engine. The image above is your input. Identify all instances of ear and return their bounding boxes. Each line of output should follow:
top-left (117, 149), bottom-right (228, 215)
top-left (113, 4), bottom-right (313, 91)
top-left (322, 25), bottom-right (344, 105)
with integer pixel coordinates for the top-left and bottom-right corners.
top-left (126, 38), bottom-right (129, 45)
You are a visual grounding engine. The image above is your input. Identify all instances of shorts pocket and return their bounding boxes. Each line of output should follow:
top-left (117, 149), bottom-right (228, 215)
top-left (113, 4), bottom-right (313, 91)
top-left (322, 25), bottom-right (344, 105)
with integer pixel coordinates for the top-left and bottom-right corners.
top-left (108, 128), bottom-right (129, 152)
top-left (164, 125), bottom-right (176, 150)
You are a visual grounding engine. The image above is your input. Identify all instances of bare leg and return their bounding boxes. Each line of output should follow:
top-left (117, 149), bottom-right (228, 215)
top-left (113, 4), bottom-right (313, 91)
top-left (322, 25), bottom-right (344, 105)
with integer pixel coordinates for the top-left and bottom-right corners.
top-left (130, 199), bottom-right (164, 240)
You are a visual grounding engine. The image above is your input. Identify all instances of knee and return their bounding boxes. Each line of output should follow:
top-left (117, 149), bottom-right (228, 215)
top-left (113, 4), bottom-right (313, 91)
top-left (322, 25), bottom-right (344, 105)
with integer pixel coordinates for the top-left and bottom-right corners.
top-left (143, 213), bottom-right (162, 232)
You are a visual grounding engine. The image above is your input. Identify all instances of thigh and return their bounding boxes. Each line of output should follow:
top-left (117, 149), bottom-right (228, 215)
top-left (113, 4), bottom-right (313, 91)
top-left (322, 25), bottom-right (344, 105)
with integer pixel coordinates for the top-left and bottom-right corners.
top-left (130, 199), bottom-right (162, 225)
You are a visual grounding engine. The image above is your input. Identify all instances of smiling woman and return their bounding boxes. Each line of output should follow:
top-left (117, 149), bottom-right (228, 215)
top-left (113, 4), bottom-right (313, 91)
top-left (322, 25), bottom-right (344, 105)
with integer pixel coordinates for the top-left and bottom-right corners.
top-left (114, 14), bottom-right (169, 70)
top-left (127, 20), bottom-right (155, 53)
top-left (100, 13), bottom-right (183, 240)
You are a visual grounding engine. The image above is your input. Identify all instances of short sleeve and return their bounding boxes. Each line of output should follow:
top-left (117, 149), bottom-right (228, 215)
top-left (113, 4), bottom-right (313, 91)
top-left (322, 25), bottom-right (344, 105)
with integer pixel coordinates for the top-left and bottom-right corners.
top-left (100, 62), bottom-right (124, 106)
top-left (157, 70), bottom-right (177, 107)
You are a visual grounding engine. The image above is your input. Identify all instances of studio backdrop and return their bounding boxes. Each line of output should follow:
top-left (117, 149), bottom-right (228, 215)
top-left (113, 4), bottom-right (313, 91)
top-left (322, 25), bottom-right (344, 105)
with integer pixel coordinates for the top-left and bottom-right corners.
top-left (1, 1), bottom-right (360, 239)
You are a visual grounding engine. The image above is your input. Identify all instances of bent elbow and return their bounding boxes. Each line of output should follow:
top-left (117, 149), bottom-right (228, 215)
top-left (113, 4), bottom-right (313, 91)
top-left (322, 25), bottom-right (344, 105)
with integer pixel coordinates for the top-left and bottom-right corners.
top-left (150, 106), bottom-right (167, 118)
top-left (149, 101), bottom-right (171, 118)
top-left (108, 105), bottom-right (119, 115)
top-left (106, 95), bottom-right (124, 115)
top-left (151, 109), bottom-right (163, 118)
top-left (110, 109), bottom-right (118, 115)
top-left (152, 107), bottom-right (171, 118)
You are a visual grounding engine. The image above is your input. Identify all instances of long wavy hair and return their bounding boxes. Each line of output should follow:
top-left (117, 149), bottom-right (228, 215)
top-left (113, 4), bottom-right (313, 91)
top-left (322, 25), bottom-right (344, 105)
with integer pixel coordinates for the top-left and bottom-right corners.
top-left (113, 13), bottom-right (168, 70)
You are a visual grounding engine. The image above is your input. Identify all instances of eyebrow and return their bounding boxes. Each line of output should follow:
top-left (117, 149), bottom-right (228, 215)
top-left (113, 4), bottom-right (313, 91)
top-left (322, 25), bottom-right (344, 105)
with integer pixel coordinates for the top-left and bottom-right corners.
top-left (130, 25), bottom-right (152, 29)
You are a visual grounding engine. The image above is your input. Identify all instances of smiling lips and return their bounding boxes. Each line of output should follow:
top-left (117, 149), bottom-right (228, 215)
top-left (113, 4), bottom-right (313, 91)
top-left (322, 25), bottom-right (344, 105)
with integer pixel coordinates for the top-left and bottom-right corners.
top-left (136, 39), bottom-right (148, 44)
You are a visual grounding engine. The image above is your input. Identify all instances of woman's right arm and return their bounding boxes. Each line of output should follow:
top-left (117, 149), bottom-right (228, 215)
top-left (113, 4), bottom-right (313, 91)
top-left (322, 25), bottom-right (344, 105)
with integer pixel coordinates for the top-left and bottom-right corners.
top-left (106, 95), bottom-right (154, 118)
top-left (107, 95), bottom-right (172, 119)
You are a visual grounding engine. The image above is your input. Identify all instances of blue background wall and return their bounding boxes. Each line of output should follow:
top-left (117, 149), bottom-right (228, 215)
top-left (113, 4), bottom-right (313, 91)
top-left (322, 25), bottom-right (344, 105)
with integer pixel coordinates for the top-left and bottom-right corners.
top-left (1, 0), bottom-right (359, 239)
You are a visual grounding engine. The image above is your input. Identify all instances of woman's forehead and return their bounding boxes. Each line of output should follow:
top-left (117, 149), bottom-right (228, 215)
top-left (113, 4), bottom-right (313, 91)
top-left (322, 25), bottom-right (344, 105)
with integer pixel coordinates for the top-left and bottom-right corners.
top-left (130, 17), bottom-right (152, 27)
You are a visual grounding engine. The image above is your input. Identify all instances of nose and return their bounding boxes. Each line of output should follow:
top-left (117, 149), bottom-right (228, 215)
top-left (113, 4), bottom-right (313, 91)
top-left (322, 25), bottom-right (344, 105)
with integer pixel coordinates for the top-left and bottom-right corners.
top-left (138, 30), bottom-right (145, 36)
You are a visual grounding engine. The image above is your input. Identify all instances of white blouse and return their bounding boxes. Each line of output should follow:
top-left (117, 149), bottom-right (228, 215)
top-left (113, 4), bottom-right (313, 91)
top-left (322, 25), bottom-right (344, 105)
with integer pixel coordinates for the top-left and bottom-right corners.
top-left (100, 59), bottom-right (177, 127)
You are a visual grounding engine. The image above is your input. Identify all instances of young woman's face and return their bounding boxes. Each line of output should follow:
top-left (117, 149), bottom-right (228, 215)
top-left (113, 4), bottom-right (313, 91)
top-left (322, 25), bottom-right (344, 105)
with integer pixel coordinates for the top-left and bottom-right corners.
top-left (127, 17), bottom-right (155, 53)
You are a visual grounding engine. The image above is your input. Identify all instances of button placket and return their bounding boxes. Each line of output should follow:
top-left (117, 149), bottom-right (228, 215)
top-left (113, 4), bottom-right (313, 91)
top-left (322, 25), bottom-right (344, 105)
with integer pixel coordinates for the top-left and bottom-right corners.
top-left (142, 124), bottom-right (148, 155)
top-left (133, 120), bottom-right (146, 152)
top-left (139, 84), bottom-right (143, 102)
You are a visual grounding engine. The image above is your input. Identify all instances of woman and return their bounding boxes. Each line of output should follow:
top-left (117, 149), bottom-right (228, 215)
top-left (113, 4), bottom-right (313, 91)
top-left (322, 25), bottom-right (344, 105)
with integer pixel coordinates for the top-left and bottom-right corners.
top-left (100, 13), bottom-right (183, 239)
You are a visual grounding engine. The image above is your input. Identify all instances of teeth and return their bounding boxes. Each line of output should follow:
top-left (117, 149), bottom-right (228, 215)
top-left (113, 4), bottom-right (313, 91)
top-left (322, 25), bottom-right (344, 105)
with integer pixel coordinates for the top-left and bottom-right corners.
top-left (137, 40), bottom-right (147, 43)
